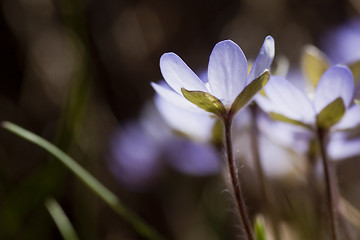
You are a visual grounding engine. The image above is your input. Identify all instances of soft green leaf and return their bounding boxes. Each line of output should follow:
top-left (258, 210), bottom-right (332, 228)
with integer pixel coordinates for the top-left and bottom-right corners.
top-left (230, 71), bottom-right (270, 115)
top-left (2, 122), bottom-right (164, 240)
top-left (316, 97), bottom-right (345, 129)
top-left (349, 60), bottom-right (360, 84)
top-left (301, 45), bottom-right (330, 88)
top-left (45, 198), bottom-right (79, 240)
top-left (254, 215), bottom-right (266, 240)
top-left (355, 99), bottom-right (360, 106)
top-left (181, 89), bottom-right (225, 116)
top-left (269, 112), bottom-right (312, 129)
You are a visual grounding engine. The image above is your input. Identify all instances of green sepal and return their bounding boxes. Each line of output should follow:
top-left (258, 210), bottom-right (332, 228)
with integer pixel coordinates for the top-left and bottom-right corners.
top-left (254, 215), bottom-right (266, 240)
top-left (230, 71), bottom-right (270, 115)
top-left (181, 89), bottom-right (225, 117)
top-left (355, 99), bottom-right (360, 106)
top-left (316, 97), bottom-right (345, 129)
top-left (348, 60), bottom-right (360, 84)
top-left (301, 45), bottom-right (330, 88)
top-left (269, 112), bottom-right (312, 129)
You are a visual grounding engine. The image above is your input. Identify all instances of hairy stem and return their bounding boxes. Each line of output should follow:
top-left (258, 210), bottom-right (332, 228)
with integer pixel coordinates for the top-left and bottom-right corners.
top-left (317, 127), bottom-right (338, 240)
top-left (224, 115), bottom-right (254, 240)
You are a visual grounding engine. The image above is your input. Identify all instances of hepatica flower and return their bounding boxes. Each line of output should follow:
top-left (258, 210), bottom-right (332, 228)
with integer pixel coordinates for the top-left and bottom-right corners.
top-left (258, 64), bottom-right (358, 130)
top-left (321, 18), bottom-right (360, 64)
top-left (151, 36), bottom-right (274, 119)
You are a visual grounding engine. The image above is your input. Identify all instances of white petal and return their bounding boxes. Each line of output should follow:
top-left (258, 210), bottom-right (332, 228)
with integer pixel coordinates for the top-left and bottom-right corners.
top-left (259, 135), bottom-right (307, 178)
top-left (328, 135), bottom-right (360, 161)
top-left (334, 104), bottom-right (360, 129)
top-left (154, 95), bottom-right (215, 142)
top-left (208, 40), bottom-right (248, 105)
top-left (255, 94), bottom-right (275, 113)
top-left (151, 82), bottom-right (204, 113)
top-left (248, 36), bottom-right (275, 83)
top-left (258, 115), bottom-right (312, 154)
top-left (160, 53), bottom-right (208, 95)
top-left (264, 76), bottom-right (316, 125)
top-left (314, 65), bottom-right (354, 113)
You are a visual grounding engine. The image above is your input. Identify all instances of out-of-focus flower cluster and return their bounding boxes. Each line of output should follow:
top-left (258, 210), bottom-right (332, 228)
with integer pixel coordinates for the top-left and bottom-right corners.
top-left (110, 19), bottom-right (360, 186)
top-left (108, 17), bottom-right (360, 239)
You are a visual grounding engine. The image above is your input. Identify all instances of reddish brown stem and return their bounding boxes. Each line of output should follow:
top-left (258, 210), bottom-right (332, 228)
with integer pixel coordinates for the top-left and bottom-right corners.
top-left (223, 114), bottom-right (255, 240)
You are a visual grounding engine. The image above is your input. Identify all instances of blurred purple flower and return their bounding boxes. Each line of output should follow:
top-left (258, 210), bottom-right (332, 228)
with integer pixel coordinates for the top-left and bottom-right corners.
top-left (231, 114), bottom-right (308, 179)
top-left (257, 65), bottom-right (356, 127)
top-left (109, 122), bottom-right (163, 191)
top-left (164, 137), bottom-right (221, 176)
top-left (109, 102), bottom-right (221, 191)
top-left (257, 113), bottom-right (312, 154)
top-left (151, 36), bottom-right (274, 110)
top-left (257, 64), bottom-right (360, 164)
top-left (321, 18), bottom-right (360, 64)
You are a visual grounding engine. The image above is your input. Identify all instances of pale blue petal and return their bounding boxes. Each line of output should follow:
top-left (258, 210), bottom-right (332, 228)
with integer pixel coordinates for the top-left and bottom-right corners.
top-left (154, 95), bottom-right (215, 142)
top-left (264, 76), bottom-right (316, 125)
top-left (255, 94), bottom-right (276, 113)
top-left (259, 136), bottom-right (307, 178)
top-left (314, 65), bottom-right (354, 113)
top-left (165, 138), bottom-right (220, 176)
top-left (258, 115), bottom-right (312, 154)
top-left (151, 81), bottom-right (204, 112)
top-left (334, 104), bottom-right (360, 129)
top-left (321, 19), bottom-right (360, 64)
top-left (160, 53), bottom-right (208, 95)
top-left (248, 36), bottom-right (275, 83)
top-left (208, 40), bottom-right (248, 105)
top-left (328, 134), bottom-right (360, 161)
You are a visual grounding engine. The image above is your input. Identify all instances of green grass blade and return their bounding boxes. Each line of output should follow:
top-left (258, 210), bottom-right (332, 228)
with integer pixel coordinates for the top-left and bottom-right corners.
top-left (2, 121), bottom-right (165, 240)
top-left (45, 198), bottom-right (79, 240)
top-left (254, 215), bottom-right (266, 240)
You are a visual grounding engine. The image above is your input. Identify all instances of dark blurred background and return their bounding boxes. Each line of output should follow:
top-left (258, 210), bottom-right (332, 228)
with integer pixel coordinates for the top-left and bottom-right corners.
top-left (0, 0), bottom-right (359, 239)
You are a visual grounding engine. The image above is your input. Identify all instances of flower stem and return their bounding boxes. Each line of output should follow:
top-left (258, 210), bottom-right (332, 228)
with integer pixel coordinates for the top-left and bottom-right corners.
top-left (223, 115), bottom-right (255, 240)
top-left (308, 140), bottom-right (355, 240)
top-left (250, 105), bottom-right (280, 240)
top-left (316, 127), bottom-right (339, 240)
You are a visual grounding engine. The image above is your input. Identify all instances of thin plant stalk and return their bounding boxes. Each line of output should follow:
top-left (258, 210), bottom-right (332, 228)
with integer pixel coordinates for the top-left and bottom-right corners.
top-left (2, 121), bottom-right (165, 240)
top-left (250, 104), bottom-right (280, 240)
top-left (308, 138), bottom-right (355, 240)
top-left (45, 198), bottom-right (79, 240)
top-left (223, 114), bottom-right (255, 240)
top-left (317, 127), bottom-right (339, 240)
top-left (339, 215), bottom-right (354, 240)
